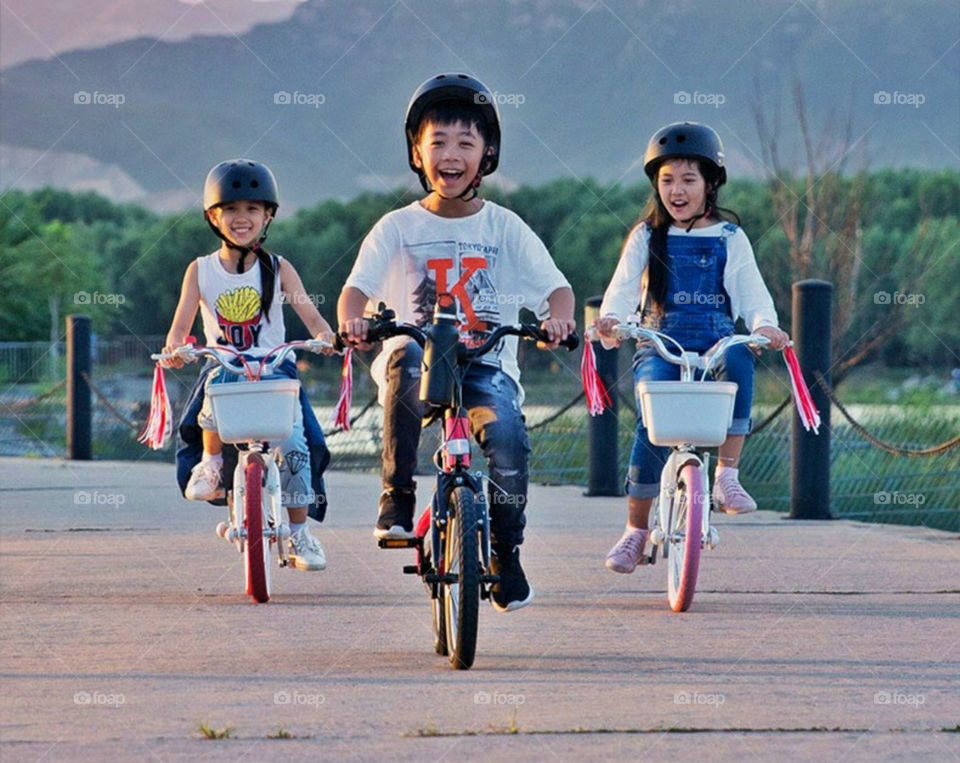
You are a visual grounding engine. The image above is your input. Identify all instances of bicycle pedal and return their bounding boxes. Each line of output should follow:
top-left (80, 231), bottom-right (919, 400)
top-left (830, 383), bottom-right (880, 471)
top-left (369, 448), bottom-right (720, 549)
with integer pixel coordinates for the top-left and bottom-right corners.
top-left (480, 573), bottom-right (500, 584)
top-left (378, 537), bottom-right (419, 549)
top-left (402, 564), bottom-right (420, 574)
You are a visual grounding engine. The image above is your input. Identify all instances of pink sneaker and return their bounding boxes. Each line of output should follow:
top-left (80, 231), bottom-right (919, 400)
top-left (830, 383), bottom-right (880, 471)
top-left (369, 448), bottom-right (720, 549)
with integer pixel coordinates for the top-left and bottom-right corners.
top-left (604, 528), bottom-right (649, 574)
top-left (712, 471), bottom-right (758, 514)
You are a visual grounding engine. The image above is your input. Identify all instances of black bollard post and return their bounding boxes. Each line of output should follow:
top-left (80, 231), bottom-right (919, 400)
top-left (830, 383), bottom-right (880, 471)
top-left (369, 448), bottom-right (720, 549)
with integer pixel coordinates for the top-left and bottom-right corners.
top-left (585, 296), bottom-right (621, 496)
top-left (66, 314), bottom-right (92, 460)
top-left (790, 280), bottom-right (832, 519)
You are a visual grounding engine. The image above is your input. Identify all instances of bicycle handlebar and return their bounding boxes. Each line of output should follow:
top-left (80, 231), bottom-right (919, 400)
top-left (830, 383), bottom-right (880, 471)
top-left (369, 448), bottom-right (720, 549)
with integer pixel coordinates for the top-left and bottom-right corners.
top-left (357, 311), bottom-right (579, 357)
top-left (150, 338), bottom-right (334, 378)
top-left (586, 324), bottom-right (770, 380)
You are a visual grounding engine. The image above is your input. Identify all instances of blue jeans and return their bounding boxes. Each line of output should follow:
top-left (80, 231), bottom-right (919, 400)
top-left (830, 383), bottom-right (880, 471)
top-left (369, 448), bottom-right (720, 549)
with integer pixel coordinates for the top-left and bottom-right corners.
top-left (382, 342), bottom-right (531, 547)
top-left (626, 343), bottom-right (756, 499)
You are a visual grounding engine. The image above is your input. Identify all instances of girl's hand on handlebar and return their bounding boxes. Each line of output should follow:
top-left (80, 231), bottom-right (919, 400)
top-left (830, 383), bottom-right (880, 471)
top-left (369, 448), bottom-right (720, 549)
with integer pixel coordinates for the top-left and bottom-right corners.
top-left (593, 316), bottom-right (622, 349)
top-left (538, 318), bottom-right (577, 350)
top-left (159, 342), bottom-right (189, 369)
top-left (755, 325), bottom-right (790, 351)
top-left (313, 330), bottom-right (340, 356)
top-left (339, 318), bottom-right (374, 351)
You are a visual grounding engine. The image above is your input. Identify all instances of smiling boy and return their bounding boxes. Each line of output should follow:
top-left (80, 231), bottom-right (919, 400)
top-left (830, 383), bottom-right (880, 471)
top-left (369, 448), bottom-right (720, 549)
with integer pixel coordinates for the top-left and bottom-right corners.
top-left (337, 73), bottom-right (575, 612)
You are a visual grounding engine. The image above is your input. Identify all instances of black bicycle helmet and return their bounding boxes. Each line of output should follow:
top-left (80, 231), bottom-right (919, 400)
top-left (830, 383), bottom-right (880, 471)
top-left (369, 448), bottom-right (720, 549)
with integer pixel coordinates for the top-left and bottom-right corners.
top-left (643, 122), bottom-right (726, 186)
top-left (404, 73), bottom-right (501, 191)
top-left (203, 159), bottom-right (279, 212)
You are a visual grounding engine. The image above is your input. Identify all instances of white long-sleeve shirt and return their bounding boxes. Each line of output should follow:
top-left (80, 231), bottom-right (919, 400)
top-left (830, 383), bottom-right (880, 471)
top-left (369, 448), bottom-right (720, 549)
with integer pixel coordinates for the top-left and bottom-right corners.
top-left (599, 222), bottom-right (779, 331)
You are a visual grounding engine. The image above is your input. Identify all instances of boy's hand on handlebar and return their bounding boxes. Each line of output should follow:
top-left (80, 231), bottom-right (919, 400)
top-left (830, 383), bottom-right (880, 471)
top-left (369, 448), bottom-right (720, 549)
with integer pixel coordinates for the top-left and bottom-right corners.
top-left (593, 316), bottom-right (622, 349)
top-left (339, 318), bottom-right (374, 351)
top-left (538, 318), bottom-right (577, 350)
top-left (754, 325), bottom-right (790, 351)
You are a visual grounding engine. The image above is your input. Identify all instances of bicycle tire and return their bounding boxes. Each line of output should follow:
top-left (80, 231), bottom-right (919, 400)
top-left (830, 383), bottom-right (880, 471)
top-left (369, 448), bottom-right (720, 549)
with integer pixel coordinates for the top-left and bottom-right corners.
top-left (244, 455), bottom-right (270, 603)
top-left (432, 594), bottom-right (448, 656)
top-left (666, 463), bottom-right (703, 612)
top-left (424, 531), bottom-right (448, 656)
top-left (443, 487), bottom-right (480, 669)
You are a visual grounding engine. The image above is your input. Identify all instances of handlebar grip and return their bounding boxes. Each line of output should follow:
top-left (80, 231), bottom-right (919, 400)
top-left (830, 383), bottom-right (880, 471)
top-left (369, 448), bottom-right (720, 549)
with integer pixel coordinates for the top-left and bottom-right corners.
top-left (527, 327), bottom-right (579, 351)
top-left (559, 331), bottom-right (580, 352)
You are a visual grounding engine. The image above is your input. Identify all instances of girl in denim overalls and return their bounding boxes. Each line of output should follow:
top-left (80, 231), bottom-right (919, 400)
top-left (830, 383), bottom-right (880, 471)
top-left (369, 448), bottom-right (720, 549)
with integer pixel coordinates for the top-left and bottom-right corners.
top-left (595, 123), bottom-right (790, 574)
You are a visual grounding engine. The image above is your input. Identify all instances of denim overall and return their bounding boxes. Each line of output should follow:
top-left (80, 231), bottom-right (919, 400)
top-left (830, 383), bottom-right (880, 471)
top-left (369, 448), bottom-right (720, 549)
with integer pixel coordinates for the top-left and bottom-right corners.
top-left (626, 224), bottom-right (756, 499)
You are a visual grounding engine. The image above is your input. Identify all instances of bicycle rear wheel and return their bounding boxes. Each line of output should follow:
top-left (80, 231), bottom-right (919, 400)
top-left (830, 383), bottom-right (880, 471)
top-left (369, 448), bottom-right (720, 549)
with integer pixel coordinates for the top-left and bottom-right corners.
top-left (666, 463), bottom-right (703, 612)
top-left (443, 487), bottom-right (480, 669)
top-left (244, 455), bottom-right (271, 603)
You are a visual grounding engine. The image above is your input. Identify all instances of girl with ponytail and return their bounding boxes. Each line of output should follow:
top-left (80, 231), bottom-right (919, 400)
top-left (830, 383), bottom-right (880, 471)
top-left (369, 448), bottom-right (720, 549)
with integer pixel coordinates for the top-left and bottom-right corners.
top-left (161, 159), bottom-right (336, 572)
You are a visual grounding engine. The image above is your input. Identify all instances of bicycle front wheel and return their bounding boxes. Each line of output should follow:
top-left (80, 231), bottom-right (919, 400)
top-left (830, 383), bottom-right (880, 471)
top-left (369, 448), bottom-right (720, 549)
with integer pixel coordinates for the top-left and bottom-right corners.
top-left (424, 530), bottom-right (448, 656)
top-left (443, 487), bottom-right (480, 669)
top-left (666, 463), bottom-right (703, 612)
top-left (244, 455), bottom-right (271, 603)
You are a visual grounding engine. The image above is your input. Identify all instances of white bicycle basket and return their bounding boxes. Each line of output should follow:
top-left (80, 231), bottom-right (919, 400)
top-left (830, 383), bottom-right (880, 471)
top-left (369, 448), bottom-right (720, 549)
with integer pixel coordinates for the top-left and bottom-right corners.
top-left (207, 378), bottom-right (300, 443)
top-left (635, 380), bottom-right (738, 447)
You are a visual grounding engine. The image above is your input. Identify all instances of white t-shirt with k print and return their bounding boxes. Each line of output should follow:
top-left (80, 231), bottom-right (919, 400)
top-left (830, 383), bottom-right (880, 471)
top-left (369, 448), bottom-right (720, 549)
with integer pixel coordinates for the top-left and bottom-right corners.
top-left (345, 200), bottom-right (570, 403)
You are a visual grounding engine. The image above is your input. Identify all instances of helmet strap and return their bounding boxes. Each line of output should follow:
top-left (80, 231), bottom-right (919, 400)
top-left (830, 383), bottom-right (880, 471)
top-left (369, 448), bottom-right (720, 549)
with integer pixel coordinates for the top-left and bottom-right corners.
top-left (205, 215), bottom-right (272, 273)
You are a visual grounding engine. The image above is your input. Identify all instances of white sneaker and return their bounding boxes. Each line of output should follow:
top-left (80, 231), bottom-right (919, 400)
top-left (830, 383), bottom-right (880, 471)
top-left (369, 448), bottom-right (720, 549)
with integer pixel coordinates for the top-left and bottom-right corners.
top-left (712, 472), bottom-right (758, 514)
top-left (288, 527), bottom-right (327, 571)
top-left (185, 459), bottom-right (222, 501)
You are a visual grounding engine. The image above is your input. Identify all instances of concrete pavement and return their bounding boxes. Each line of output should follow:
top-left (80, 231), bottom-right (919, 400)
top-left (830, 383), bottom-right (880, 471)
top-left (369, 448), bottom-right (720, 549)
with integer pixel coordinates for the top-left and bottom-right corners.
top-left (1, 457), bottom-right (958, 761)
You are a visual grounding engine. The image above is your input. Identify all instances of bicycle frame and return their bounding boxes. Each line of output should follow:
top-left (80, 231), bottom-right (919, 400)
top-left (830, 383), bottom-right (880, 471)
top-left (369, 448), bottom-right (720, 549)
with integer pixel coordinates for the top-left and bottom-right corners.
top-left (364, 301), bottom-right (578, 665)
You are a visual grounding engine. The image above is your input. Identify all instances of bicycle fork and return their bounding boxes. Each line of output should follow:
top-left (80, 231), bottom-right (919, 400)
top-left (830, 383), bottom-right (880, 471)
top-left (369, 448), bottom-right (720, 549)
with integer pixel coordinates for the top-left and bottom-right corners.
top-left (219, 448), bottom-right (290, 565)
top-left (647, 450), bottom-right (719, 564)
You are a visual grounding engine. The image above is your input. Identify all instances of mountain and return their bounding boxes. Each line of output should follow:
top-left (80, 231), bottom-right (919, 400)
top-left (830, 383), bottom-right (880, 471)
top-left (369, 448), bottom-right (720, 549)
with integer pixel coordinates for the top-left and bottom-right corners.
top-left (0, 0), bottom-right (304, 68)
top-left (1, 0), bottom-right (957, 209)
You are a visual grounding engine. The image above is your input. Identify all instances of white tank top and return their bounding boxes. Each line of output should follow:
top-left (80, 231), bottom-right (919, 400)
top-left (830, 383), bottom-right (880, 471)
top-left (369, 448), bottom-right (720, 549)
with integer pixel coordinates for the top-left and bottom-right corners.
top-left (196, 251), bottom-right (286, 356)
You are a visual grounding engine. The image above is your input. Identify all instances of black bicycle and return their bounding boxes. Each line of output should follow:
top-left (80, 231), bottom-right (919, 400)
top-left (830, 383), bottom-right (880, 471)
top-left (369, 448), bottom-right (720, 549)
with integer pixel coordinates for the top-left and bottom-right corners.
top-left (360, 299), bottom-right (578, 669)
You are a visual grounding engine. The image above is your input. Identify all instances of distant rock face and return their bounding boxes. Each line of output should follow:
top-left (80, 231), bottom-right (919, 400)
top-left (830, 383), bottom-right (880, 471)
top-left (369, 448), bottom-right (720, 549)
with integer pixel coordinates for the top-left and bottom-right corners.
top-left (0, 0), bottom-right (956, 207)
top-left (0, 144), bottom-right (196, 212)
top-left (0, 144), bottom-right (146, 200)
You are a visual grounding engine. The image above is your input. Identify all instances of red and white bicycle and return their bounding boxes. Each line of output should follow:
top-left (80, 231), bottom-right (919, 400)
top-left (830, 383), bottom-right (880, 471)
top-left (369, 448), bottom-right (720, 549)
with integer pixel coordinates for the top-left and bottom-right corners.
top-left (151, 339), bottom-right (332, 603)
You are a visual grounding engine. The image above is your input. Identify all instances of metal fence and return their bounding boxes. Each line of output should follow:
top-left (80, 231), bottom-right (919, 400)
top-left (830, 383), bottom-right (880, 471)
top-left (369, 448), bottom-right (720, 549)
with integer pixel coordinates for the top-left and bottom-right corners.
top-left (1, 337), bottom-right (957, 532)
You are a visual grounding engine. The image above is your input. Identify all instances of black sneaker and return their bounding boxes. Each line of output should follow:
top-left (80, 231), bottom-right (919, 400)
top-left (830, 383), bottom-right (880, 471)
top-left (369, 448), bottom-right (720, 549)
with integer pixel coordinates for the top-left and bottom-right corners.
top-left (374, 488), bottom-right (416, 540)
top-left (490, 545), bottom-right (534, 612)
